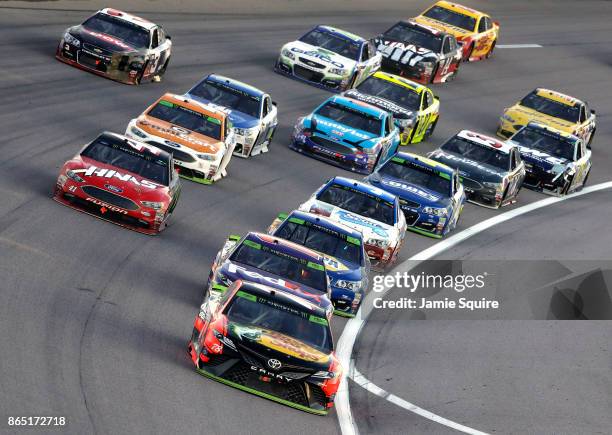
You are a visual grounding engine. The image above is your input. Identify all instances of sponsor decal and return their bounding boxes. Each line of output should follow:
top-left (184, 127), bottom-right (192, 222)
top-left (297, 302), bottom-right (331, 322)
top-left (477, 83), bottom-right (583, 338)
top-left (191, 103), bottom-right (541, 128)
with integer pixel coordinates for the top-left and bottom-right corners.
top-left (104, 184), bottom-right (123, 193)
top-left (85, 197), bottom-right (128, 214)
top-left (433, 151), bottom-right (504, 176)
top-left (74, 166), bottom-right (162, 189)
top-left (375, 39), bottom-right (438, 67)
top-left (345, 90), bottom-right (413, 117)
top-left (381, 179), bottom-right (440, 201)
top-left (315, 118), bottom-right (373, 141)
top-left (267, 359), bottom-right (282, 370)
top-left (336, 210), bottom-right (389, 237)
top-left (84, 30), bottom-right (132, 50)
top-left (290, 46), bottom-right (345, 68)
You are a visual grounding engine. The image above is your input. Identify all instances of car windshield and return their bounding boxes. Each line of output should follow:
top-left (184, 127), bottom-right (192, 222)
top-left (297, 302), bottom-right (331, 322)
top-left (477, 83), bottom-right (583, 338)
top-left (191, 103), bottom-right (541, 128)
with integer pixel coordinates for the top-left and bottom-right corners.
top-left (225, 292), bottom-right (332, 353)
top-left (82, 13), bottom-right (150, 49)
top-left (230, 241), bottom-right (327, 292)
top-left (81, 136), bottom-right (169, 185)
top-left (299, 28), bottom-right (361, 61)
top-left (188, 80), bottom-right (261, 118)
top-left (423, 6), bottom-right (477, 31)
top-left (519, 92), bottom-right (580, 123)
top-left (315, 101), bottom-right (382, 135)
top-left (357, 76), bottom-right (421, 110)
top-left (512, 127), bottom-right (576, 161)
top-left (275, 220), bottom-right (362, 265)
top-left (383, 22), bottom-right (443, 52)
top-left (442, 137), bottom-right (510, 171)
top-left (378, 159), bottom-right (451, 196)
top-left (147, 100), bottom-right (222, 140)
top-left (317, 184), bottom-right (395, 226)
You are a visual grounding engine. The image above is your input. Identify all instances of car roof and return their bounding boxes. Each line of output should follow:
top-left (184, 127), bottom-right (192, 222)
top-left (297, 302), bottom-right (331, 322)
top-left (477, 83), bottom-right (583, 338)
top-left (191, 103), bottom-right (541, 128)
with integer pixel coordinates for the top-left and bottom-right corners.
top-left (328, 95), bottom-right (388, 119)
top-left (203, 74), bottom-right (265, 98)
top-left (244, 232), bottom-right (326, 264)
top-left (456, 130), bottom-right (514, 154)
top-left (95, 131), bottom-right (171, 161)
top-left (370, 71), bottom-right (427, 94)
top-left (99, 8), bottom-right (157, 30)
top-left (327, 176), bottom-right (398, 203)
top-left (155, 93), bottom-right (229, 122)
top-left (315, 25), bottom-right (365, 43)
top-left (393, 151), bottom-right (455, 176)
top-left (533, 88), bottom-right (584, 107)
top-left (430, 1), bottom-right (487, 19)
top-left (399, 19), bottom-right (448, 37)
top-left (285, 210), bottom-right (363, 240)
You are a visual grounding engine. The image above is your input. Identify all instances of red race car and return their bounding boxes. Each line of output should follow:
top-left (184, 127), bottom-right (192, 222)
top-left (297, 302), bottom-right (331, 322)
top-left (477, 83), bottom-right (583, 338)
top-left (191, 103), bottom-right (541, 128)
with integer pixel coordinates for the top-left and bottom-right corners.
top-left (53, 132), bottom-right (181, 235)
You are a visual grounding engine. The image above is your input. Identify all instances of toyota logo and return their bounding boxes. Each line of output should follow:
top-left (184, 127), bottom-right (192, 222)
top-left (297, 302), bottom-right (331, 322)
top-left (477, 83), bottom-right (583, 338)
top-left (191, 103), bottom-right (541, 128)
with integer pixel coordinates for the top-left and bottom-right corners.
top-left (267, 359), bottom-right (281, 370)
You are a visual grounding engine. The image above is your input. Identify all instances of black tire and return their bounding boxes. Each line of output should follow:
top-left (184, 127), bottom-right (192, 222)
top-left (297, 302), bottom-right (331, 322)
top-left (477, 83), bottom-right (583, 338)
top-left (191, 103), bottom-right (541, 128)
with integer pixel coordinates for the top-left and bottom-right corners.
top-left (370, 149), bottom-right (383, 174)
top-left (581, 168), bottom-right (591, 190)
top-left (464, 43), bottom-right (474, 62)
top-left (587, 128), bottom-right (595, 149)
top-left (425, 117), bottom-right (438, 138)
top-left (429, 64), bottom-right (438, 84)
top-left (486, 40), bottom-right (496, 59)
top-left (157, 56), bottom-right (171, 80)
top-left (135, 60), bottom-right (149, 85)
top-left (347, 72), bottom-right (359, 90)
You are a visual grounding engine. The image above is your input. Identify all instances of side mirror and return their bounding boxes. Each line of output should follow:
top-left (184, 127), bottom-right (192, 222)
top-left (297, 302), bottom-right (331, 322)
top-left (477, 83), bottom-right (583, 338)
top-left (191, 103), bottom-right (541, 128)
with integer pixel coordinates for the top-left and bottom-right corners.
top-left (166, 34), bottom-right (172, 40)
top-left (277, 212), bottom-right (288, 221)
top-left (272, 101), bottom-right (278, 106)
top-left (228, 234), bottom-right (241, 242)
top-left (591, 109), bottom-right (596, 115)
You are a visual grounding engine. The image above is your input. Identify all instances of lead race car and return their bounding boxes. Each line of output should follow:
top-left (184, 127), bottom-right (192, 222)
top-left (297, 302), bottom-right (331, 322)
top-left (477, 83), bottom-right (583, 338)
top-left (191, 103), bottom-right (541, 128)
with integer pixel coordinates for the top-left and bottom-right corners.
top-left (189, 280), bottom-right (342, 415)
top-left (56, 8), bottom-right (171, 84)
top-left (291, 95), bottom-right (399, 175)
top-left (429, 130), bottom-right (525, 209)
top-left (125, 93), bottom-right (235, 184)
top-left (374, 19), bottom-right (462, 84)
top-left (507, 122), bottom-right (592, 196)
top-left (186, 74), bottom-right (278, 158)
top-left (54, 132), bottom-right (181, 234)
top-left (365, 152), bottom-right (465, 238)
top-left (275, 25), bottom-right (381, 92)
top-left (299, 176), bottom-right (407, 270)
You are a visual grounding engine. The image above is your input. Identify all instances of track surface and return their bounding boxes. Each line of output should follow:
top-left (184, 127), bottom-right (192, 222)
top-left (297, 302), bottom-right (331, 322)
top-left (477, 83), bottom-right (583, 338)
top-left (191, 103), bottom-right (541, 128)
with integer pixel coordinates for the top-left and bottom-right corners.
top-left (0, 1), bottom-right (611, 434)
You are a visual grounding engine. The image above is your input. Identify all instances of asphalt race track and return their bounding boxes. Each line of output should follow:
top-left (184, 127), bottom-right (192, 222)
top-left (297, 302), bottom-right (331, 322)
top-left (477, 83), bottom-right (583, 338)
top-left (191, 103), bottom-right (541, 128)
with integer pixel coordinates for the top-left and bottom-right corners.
top-left (0, 1), bottom-right (611, 434)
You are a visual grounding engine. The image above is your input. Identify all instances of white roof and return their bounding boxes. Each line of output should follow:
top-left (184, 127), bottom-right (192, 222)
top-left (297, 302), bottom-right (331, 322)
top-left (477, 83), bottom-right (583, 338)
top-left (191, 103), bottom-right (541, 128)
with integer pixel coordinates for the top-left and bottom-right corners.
top-left (457, 130), bottom-right (514, 154)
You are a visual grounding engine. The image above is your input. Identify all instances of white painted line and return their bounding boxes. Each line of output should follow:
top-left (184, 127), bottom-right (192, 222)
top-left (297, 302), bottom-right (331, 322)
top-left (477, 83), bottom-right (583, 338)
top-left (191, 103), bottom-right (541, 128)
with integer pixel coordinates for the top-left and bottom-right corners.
top-left (497, 44), bottom-right (542, 48)
top-left (336, 181), bottom-right (612, 435)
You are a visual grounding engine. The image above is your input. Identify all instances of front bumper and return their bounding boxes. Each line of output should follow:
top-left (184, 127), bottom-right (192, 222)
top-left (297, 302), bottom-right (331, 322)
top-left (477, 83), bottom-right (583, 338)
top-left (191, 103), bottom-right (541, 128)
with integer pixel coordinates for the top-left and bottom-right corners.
top-left (290, 135), bottom-right (373, 175)
top-left (400, 205), bottom-right (445, 239)
top-left (275, 56), bottom-right (349, 92)
top-left (461, 177), bottom-right (503, 209)
top-left (331, 286), bottom-right (363, 317)
top-left (523, 165), bottom-right (568, 196)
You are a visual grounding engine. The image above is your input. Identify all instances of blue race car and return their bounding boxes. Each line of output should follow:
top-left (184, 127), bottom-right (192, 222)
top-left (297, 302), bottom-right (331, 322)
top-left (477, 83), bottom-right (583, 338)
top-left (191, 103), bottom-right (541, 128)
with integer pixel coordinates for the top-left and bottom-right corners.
top-left (206, 232), bottom-right (333, 316)
top-left (291, 95), bottom-right (400, 174)
top-left (268, 210), bottom-right (370, 317)
top-left (365, 152), bottom-right (465, 238)
top-left (186, 74), bottom-right (278, 158)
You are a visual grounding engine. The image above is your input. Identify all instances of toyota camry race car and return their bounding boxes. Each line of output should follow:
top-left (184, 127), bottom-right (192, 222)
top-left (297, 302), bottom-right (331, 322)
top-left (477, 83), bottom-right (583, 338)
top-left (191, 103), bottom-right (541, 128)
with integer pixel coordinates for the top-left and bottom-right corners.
top-left (429, 130), bottom-right (525, 209)
top-left (207, 232), bottom-right (333, 315)
top-left (56, 8), bottom-right (171, 84)
top-left (189, 280), bottom-right (342, 415)
top-left (497, 88), bottom-right (597, 147)
top-left (299, 177), bottom-right (407, 270)
top-left (414, 1), bottom-right (499, 61)
top-left (126, 93), bottom-right (235, 184)
top-left (291, 95), bottom-right (399, 174)
top-left (268, 211), bottom-right (370, 317)
top-left (365, 152), bottom-right (465, 238)
top-left (54, 132), bottom-right (181, 234)
top-left (507, 122), bottom-right (592, 196)
top-left (186, 74), bottom-right (278, 158)
top-left (275, 25), bottom-right (381, 92)
top-left (374, 19), bottom-right (462, 84)
top-left (346, 71), bottom-right (440, 144)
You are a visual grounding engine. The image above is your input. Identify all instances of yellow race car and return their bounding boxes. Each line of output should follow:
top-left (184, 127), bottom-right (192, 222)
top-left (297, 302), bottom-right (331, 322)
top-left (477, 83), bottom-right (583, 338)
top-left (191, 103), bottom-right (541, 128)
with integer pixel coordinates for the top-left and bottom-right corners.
top-left (344, 71), bottom-right (440, 145)
top-left (413, 1), bottom-right (499, 61)
top-left (497, 88), bottom-right (597, 147)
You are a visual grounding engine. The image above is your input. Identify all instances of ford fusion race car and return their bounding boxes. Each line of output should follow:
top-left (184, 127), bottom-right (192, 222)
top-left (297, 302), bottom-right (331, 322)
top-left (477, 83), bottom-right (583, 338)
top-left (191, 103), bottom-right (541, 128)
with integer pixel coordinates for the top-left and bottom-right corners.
top-left (497, 88), bottom-right (597, 147)
top-left (207, 232), bottom-right (333, 315)
top-left (56, 8), bottom-right (171, 84)
top-left (268, 211), bottom-right (370, 317)
top-left (507, 122), bottom-right (592, 196)
top-left (54, 132), bottom-right (181, 234)
top-left (299, 177), bottom-right (407, 270)
top-left (189, 280), bottom-right (342, 415)
top-left (346, 71), bottom-right (440, 144)
top-left (429, 130), bottom-right (525, 209)
top-left (291, 95), bottom-right (399, 174)
top-left (126, 93), bottom-right (235, 184)
top-left (365, 152), bottom-right (464, 238)
top-left (186, 74), bottom-right (278, 158)
top-left (275, 25), bottom-right (381, 92)
top-left (414, 1), bottom-right (499, 61)
top-left (374, 19), bottom-right (462, 84)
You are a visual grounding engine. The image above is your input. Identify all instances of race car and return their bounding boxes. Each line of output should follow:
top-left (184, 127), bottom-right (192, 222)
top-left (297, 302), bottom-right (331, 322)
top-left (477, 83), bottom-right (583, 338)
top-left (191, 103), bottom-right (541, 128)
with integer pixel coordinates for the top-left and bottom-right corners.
top-left (365, 152), bottom-right (465, 238)
top-left (413, 1), bottom-right (499, 61)
top-left (53, 132), bottom-right (181, 234)
top-left (299, 177), bottom-right (407, 270)
top-left (374, 19), bottom-right (462, 84)
top-left (186, 74), bottom-right (278, 158)
top-left (56, 8), bottom-right (171, 84)
top-left (345, 71), bottom-right (440, 145)
top-left (290, 95), bottom-right (400, 175)
top-left (497, 88), bottom-right (597, 147)
top-left (507, 122), bottom-right (592, 196)
top-left (126, 93), bottom-right (235, 184)
top-left (188, 280), bottom-right (342, 415)
top-left (428, 130), bottom-right (525, 209)
top-left (206, 232), bottom-right (333, 315)
top-left (268, 211), bottom-right (370, 317)
top-left (275, 25), bottom-right (381, 92)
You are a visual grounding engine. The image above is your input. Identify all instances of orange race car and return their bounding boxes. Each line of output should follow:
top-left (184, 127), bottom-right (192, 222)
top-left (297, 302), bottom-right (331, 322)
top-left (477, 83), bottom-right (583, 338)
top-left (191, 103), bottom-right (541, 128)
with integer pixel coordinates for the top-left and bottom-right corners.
top-left (413, 1), bottom-right (499, 62)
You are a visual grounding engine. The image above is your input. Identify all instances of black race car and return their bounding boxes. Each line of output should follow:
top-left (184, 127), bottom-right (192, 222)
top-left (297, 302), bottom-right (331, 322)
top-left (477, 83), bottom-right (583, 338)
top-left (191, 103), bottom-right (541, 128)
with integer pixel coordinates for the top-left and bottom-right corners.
top-left (56, 8), bottom-right (172, 84)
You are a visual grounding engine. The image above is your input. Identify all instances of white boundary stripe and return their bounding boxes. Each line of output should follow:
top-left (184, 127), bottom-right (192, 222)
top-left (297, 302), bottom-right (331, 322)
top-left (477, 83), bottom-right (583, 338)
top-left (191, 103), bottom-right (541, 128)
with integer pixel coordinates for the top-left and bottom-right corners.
top-left (497, 44), bottom-right (542, 48)
top-left (336, 181), bottom-right (612, 435)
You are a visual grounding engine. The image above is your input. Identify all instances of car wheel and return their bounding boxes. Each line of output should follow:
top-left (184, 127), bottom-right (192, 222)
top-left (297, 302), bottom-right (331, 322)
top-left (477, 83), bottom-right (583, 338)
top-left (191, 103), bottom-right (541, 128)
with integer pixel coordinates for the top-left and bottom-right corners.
top-left (425, 117), bottom-right (438, 138)
top-left (429, 64), bottom-right (438, 84)
top-left (135, 60), bottom-right (149, 85)
top-left (156, 56), bottom-right (171, 80)
top-left (581, 168), bottom-right (591, 190)
top-left (486, 40), bottom-right (496, 59)
top-left (464, 43), bottom-right (474, 61)
top-left (587, 128), bottom-right (595, 149)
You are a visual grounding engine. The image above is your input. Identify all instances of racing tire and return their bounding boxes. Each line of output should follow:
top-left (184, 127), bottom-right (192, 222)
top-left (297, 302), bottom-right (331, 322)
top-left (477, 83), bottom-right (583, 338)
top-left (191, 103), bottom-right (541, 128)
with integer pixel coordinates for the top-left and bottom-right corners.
top-left (347, 72), bottom-right (359, 90)
top-left (586, 128), bottom-right (595, 149)
top-left (370, 149), bottom-right (383, 174)
top-left (429, 65), bottom-right (438, 84)
top-left (156, 56), bottom-right (171, 81)
top-left (464, 43), bottom-right (474, 62)
top-left (425, 117), bottom-right (438, 138)
top-left (581, 168), bottom-right (591, 190)
top-left (486, 40), bottom-right (496, 59)
top-left (135, 60), bottom-right (149, 85)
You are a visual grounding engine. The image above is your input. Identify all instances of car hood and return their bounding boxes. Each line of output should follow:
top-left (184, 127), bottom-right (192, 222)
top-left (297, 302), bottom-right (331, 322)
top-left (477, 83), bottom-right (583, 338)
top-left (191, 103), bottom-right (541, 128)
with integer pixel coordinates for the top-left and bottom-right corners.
top-left (72, 25), bottom-right (139, 53)
top-left (344, 89), bottom-right (415, 119)
top-left (307, 115), bottom-right (379, 146)
top-left (508, 141), bottom-right (571, 171)
top-left (367, 173), bottom-right (450, 206)
top-left (412, 16), bottom-right (474, 39)
top-left (506, 105), bottom-right (577, 133)
top-left (136, 115), bottom-right (224, 154)
top-left (429, 149), bottom-right (505, 183)
top-left (284, 40), bottom-right (357, 70)
top-left (374, 35), bottom-right (440, 63)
